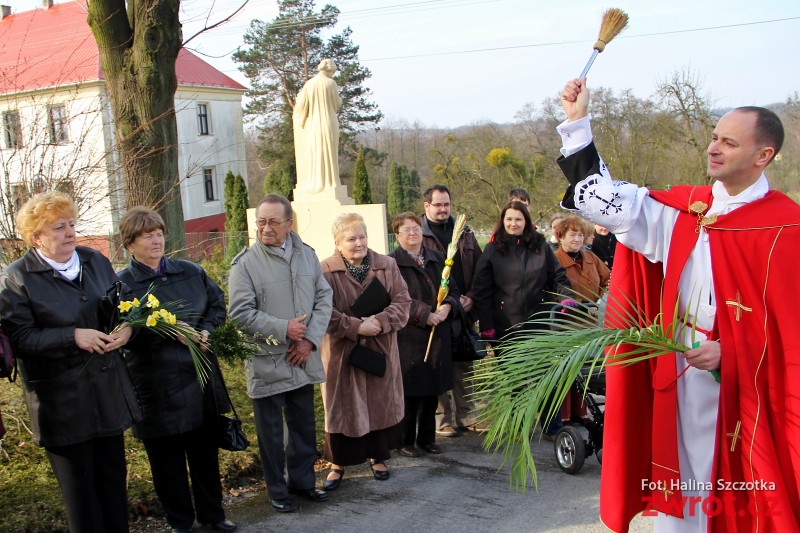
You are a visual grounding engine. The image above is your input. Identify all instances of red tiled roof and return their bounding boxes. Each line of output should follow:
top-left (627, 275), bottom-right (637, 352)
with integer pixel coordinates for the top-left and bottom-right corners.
top-left (0, 1), bottom-right (246, 95)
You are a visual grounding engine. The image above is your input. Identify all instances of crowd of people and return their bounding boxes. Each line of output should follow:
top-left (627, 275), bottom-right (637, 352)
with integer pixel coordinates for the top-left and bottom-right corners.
top-left (0, 185), bottom-right (596, 533)
top-left (3, 87), bottom-right (795, 532)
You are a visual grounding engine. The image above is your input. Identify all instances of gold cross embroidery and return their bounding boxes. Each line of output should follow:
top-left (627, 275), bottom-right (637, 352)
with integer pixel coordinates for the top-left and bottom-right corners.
top-left (725, 291), bottom-right (752, 321)
top-left (660, 487), bottom-right (674, 501)
top-left (727, 420), bottom-right (742, 452)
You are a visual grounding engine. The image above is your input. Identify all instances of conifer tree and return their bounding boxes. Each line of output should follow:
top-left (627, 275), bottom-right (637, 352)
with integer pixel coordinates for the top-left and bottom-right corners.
top-left (387, 161), bottom-right (409, 216)
top-left (225, 172), bottom-right (250, 261)
top-left (223, 170), bottom-right (236, 232)
top-left (353, 147), bottom-right (372, 204)
top-left (405, 168), bottom-right (421, 212)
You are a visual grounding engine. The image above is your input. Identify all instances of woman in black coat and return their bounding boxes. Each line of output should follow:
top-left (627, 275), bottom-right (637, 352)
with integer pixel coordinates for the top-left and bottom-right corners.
top-left (388, 212), bottom-right (457, 457)
top-left (117, 207), bottom-right (236, 533)
top-left (0, 192), bottom-right (140, 533)
top-left (473, 201), bottom-right (571, 342)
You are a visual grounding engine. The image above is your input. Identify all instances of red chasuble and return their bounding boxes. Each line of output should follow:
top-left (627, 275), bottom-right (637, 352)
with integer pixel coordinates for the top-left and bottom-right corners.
top-left (599, 185), bottom-right (800, 532)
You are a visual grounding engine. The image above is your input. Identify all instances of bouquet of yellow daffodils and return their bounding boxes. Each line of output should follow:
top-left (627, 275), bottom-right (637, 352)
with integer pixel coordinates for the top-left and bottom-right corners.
top-left (115, 286), bottom-right (211, 386)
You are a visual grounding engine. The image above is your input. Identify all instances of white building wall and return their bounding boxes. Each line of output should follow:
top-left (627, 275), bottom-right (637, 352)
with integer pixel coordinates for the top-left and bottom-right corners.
top-left (1, 83), bottom-right (247, 237)
top-left (175, 86), bottom-right (248, 222)
top-left (0, 82), bottom-right (116, 236)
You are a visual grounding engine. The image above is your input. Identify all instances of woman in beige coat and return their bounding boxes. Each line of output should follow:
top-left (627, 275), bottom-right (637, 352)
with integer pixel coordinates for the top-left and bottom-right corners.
top-left (320, 213), bottom-right (411, 490)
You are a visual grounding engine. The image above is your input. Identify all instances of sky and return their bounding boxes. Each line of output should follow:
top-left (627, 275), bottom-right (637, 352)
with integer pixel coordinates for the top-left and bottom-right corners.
top-left (5, 0), bottom-right (800, 128)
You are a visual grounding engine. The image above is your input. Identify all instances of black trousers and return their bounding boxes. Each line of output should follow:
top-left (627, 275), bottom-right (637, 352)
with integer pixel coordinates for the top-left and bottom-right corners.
top-left (45, 433), bottom-right (129, 533)
top-left (252, 384), bottom-right (317, 500)
top-left (403, 395), bottom-right (438, 447)
top-left (142, 425), bottom-right (224, 529)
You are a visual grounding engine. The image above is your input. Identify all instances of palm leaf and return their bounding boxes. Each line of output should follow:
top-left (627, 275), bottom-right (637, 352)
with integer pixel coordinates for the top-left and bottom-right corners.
top-left (472, 291), bottom-right (694, 490)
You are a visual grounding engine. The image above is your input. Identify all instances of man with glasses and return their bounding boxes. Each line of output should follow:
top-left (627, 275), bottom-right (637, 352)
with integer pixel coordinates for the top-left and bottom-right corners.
top-left (420, 185), bottom-right (485, 436)
top-left (229, 194), bottom-right (333, 513)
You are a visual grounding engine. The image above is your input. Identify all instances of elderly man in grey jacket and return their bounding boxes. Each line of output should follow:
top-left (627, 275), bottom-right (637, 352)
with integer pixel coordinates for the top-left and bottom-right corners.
top-left (229, 194), bottom-right (333, 513)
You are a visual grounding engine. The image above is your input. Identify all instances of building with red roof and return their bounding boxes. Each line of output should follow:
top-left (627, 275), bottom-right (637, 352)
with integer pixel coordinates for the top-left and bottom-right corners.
top-left (0, 0), bottom-right (248, 258)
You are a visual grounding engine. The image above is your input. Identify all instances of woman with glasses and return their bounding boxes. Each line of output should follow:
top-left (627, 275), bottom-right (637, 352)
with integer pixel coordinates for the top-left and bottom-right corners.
top-left (389, 212), bottom-right (457, 457)
top-left (0, 192), bottom-right (140, 532)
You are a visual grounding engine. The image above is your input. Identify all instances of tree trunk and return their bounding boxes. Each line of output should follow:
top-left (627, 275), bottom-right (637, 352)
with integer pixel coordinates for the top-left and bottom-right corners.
top-left (87, 0), bottom-right (186, 254)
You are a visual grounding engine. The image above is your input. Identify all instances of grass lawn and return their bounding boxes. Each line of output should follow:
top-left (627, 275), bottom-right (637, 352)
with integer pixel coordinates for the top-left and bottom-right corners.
top-left (0, 361), bottom-right (327, 531)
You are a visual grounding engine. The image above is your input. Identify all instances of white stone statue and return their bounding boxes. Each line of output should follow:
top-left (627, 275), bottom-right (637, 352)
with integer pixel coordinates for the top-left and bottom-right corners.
top-left (293, 59), bottom-right (342, 194)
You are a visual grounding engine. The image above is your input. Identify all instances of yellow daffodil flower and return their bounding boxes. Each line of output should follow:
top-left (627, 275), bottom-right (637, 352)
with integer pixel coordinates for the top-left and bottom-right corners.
top-left (132, 297), bottom-right (140, 307)
top-left (146, 312), bottom-right (159, 327)
top-left (146, 293), bottom-right (160, 308)
top-left (118, 301), bottom-right (133, 313)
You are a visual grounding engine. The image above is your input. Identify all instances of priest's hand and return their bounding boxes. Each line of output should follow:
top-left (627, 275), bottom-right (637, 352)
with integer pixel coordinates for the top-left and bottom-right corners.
top-left (561, 78), bottom-right (590, 122)
top-left (681, 340), bottom-right (721, 371)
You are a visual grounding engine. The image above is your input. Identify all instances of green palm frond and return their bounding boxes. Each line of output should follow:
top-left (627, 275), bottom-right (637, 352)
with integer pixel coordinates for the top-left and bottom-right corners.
top-left (472, 292), bottom-right (696, 490)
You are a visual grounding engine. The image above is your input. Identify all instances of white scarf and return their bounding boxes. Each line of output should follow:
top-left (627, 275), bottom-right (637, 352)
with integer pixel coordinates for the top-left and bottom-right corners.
top-left (36, 248), bottom-right (81, 281)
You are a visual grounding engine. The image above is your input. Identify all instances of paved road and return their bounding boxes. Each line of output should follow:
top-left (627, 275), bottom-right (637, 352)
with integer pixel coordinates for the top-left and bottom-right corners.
top-left (225, 429), bottom-right (653, 533)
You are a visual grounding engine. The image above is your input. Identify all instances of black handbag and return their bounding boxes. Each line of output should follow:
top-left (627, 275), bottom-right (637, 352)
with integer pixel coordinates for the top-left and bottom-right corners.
top-left (348, 341), bottom-right (387, 377)
top-left (0, 327), bottom-right (17, 383)
top-left (210, 358), bottom-right (249, 452)
top-left (451, 307), bottom-right (486, 362)
top-left (217, 413), bottom-right (249, 452)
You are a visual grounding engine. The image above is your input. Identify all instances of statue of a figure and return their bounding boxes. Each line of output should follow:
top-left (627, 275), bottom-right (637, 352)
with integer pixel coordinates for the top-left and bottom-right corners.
top-left (293, 59), bottom-right (342, 194)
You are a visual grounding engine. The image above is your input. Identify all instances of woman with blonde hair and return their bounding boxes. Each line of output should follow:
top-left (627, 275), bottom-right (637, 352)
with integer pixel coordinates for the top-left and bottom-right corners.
top-left (0, 191), bottom-right (140, 532)
top-left (319, 213), bottom-right (411, 490)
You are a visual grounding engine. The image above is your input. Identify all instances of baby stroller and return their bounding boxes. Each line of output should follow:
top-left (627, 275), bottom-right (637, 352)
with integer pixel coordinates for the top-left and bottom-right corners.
top-left (553, 364), bottom-right (605, 474)
top-left (550, 300), bottom-right (606, 474)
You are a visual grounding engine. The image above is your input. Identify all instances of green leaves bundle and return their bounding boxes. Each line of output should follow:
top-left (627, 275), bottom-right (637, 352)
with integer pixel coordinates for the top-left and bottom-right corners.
top-left (207, 320), bottom-right (279, 366)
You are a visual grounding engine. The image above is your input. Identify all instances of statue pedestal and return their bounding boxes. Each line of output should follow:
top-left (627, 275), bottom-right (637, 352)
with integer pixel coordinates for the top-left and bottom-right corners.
top-left (245, 188), bottom-right (389, 257)
top-left (291, 186), bottom-right (388, 256)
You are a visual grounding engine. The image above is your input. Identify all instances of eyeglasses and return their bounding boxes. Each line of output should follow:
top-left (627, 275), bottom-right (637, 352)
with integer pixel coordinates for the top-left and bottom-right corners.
top-left (398, 226), bottom-right (422, 234)
top-left (429, 202), bottom-right (450, 208)
top-left (256, 218), bottom-right (290, 228)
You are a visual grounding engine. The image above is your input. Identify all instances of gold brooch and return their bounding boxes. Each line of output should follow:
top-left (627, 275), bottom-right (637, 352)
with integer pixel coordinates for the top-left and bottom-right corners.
top-left (689, 201), bottom-right (708, 214)
top-left (689, 200), bottom-right (716, 233)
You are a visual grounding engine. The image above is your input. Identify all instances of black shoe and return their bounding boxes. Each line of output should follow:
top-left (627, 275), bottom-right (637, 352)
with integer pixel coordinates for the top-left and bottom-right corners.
top-left (200, 519), bottom-right (237, 532)
top-left (422, 443), bottom-right (442, 454)
top-left (323, 468), bottom-right (345, 491)
top-left (369, 459), bottom-right (390, 481)
top-left (270, 498), bottom-right (296, 513)
top-left (288, 487), bottom-right (328, 502)
top-left (398, 445), bottom-right (421, 458)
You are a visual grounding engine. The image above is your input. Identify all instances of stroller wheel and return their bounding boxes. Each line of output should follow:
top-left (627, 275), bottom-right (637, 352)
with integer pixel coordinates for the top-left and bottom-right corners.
top-left (554, 426), bottom-right (586, 474)
top-left (596, 448), bottom-right (603, 465)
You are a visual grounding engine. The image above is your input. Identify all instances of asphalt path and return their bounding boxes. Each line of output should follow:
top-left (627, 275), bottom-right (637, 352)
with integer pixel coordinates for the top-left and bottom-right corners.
top-left (224, 428), bottom-right (653, 533)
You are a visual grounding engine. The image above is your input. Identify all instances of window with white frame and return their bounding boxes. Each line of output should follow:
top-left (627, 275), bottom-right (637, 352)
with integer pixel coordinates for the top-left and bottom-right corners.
top-left (203, 167), bottom-right (216, 202)
top-left (49, 105), bottom-right (69, 144)
top-left (2, 111), bottom-right (22, 149)
top-left (197, 103), bottom-right (210, 135)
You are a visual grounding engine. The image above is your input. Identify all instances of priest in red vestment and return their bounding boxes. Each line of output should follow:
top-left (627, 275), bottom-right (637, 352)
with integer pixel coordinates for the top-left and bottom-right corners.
top-left (557, 77), bottom-right (800, 532)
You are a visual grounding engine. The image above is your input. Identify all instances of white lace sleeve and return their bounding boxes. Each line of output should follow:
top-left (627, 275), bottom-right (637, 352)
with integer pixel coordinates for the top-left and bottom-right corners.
top-left (571, 160), bottom-right (675, 264)
top-left (568, 155), bottom-right (647, 233)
